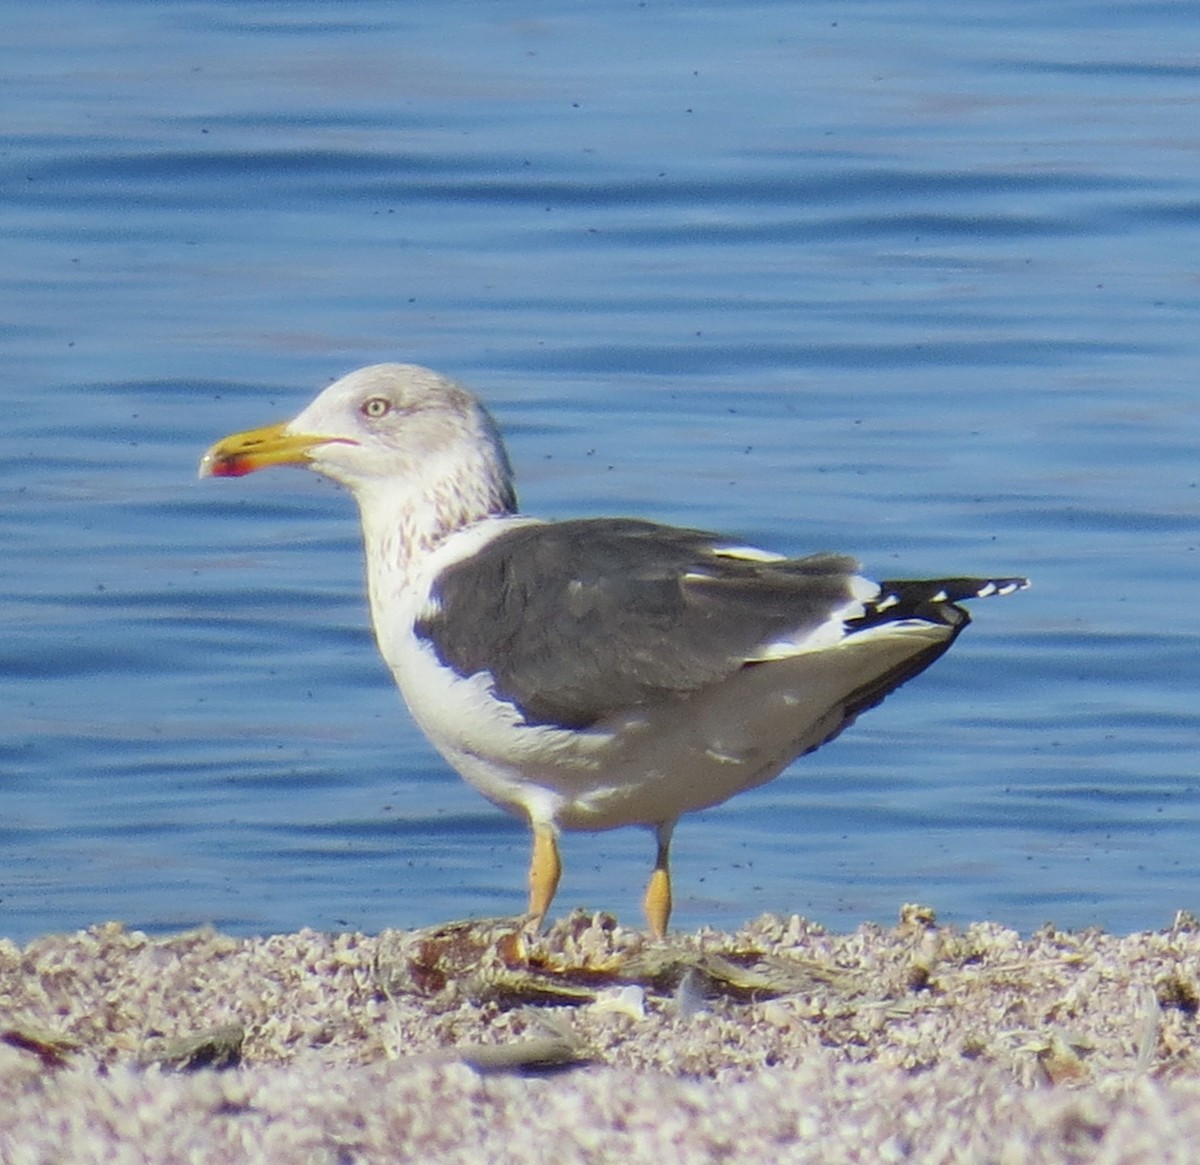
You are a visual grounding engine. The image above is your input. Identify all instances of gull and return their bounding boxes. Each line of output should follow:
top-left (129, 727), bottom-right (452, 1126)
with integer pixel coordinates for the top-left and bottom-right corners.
top-left (200, 363), bottom-right (1027, 938)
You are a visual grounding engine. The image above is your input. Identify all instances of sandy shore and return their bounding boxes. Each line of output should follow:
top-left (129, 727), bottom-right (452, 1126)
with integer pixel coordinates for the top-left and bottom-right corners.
top-left (2, 906), bottom-right (1199, 1162)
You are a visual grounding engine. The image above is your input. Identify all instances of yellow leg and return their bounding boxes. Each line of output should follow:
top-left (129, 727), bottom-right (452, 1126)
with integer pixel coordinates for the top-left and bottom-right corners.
top-left (527, 822), bottom-right (562, 931)
top-left (642, 824), bottom-right (674, 940)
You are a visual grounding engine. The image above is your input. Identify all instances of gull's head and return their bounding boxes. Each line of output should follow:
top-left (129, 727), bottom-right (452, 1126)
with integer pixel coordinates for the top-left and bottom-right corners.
top-left (200, 364), bottom-right (517, 518)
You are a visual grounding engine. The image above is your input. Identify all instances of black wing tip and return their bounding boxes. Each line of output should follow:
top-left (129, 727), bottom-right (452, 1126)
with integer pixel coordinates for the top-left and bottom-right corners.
top-left (852, 575), bottom-right (1028, 630)
top-left (876, 575), bottom-right (1029, 606)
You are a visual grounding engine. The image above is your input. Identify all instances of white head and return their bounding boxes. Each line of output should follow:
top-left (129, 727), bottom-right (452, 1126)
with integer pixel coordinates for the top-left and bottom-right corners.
top-left (201, 363), bottom-right (518, 549)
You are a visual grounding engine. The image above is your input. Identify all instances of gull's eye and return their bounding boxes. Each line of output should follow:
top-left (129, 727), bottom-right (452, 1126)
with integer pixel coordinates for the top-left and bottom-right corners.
top-left (361, 396), bottom-right (392, 420)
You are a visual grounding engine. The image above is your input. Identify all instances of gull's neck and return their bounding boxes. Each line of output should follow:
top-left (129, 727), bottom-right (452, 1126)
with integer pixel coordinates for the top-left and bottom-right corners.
top-left (353, 442), bottom-right (518, 615)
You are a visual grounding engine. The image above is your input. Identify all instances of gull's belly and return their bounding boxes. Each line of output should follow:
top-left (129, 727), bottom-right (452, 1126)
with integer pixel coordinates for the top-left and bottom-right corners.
top-left (387, 646), bottom-right (765, 829)
top-left (393, 644), bottom-right (858, 832)
top-left (422, 707), bottom-right (794, 834)
top-left (433, 670), bottom-right (851, 832)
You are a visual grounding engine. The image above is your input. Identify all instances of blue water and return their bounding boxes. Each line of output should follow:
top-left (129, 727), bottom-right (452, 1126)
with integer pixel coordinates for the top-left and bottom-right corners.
top-left (2, 1), bottom-right (1199, 943)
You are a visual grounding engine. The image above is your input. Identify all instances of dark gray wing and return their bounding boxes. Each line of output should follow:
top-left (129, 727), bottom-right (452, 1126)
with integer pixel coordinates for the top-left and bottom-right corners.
top-left (414, 518), bottom-right (863, 729)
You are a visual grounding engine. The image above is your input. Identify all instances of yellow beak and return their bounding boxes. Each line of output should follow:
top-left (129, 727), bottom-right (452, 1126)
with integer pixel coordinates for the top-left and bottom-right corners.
top-left (199, 421), bottom-right (336, 479)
